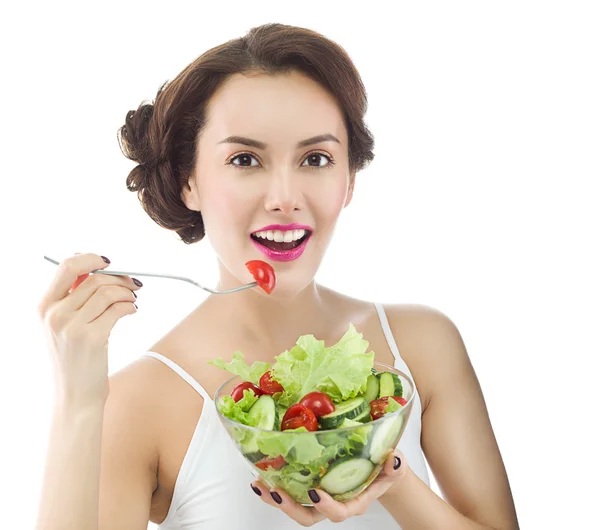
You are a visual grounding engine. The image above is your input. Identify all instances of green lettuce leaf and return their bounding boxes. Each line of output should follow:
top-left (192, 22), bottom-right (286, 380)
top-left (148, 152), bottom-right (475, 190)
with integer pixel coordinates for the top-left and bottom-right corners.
top-left (271, 323), bottom-right (375, 406)
top-left (257, 427), bottom-right (325, 464)
top-left (216, 389), bottom-right (259, 424)
top-left (208, 351), bottom-right (271, 385)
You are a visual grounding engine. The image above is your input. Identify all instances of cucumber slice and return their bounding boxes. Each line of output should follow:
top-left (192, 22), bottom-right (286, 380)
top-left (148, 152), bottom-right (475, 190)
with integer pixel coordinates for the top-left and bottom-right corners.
top-left (318, 397), bottom-right (368, 429)
top-left (369, 415), bottom-right (404, 464)
top-left (319, 457), bottom-right (375, 495)
top-left (378, 372), bottom-right (403, 398)
top-left (353, 407), bottom-right (372, 423)
top-left (247, 395), bottom-right (278, 429)
top-left (241, 395), bottom-right (278, 453)
top-left (364, 374), bottom-right (380, 403)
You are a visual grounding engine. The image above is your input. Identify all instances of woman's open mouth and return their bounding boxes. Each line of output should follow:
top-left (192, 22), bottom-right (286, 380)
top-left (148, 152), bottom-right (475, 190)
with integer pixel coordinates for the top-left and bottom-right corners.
top-left (250, 228), bottom-right (312, 262)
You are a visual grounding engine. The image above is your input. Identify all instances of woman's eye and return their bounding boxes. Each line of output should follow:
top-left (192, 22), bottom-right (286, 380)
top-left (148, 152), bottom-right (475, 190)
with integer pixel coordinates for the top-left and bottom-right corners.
top-left (230, 153), bottom-right (260, 168)
top-left (302, 153), bottom-right (333, 168)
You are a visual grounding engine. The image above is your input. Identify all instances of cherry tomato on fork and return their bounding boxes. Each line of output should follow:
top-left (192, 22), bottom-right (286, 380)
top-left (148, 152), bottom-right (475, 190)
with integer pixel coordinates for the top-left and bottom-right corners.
top-left (245, 260), bottom-right (276, 294)
top-left (259, 371), bottom-right (284, 395)
top-left (230, 382), bottom-right (263, 402)
top-left (299, 391), bottom-right (335, 418)
top-left (281, 404), bottom-right (318, 432)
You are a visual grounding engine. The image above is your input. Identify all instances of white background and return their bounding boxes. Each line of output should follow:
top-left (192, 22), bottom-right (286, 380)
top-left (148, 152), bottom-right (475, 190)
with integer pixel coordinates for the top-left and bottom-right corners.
top-left (1, 1), bottom-right (598, 528)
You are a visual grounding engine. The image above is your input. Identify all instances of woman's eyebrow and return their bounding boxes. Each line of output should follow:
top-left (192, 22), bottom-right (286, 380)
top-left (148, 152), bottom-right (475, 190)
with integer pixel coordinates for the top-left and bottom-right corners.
top-left (217, 133), bottom-right (341, 149)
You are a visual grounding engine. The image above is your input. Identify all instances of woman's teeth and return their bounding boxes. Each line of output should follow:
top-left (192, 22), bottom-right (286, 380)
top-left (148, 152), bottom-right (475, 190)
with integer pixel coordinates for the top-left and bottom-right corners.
top-left (253, 229), bottom-right (307, 242)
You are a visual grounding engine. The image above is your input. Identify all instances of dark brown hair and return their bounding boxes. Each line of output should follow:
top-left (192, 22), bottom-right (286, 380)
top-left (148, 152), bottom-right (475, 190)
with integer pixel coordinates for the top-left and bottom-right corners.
top-left (118, 23), bottom-right (375, 244)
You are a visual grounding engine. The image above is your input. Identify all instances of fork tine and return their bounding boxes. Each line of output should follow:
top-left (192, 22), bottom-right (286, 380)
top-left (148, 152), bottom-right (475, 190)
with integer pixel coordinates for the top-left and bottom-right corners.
top-left (43, 255), bottom-right (258, 294)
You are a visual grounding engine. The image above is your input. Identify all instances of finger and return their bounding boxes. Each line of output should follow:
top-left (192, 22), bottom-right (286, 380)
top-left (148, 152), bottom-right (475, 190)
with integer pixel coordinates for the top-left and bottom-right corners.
top-left (250, 481), bottom-right (324, 526)
top-left (311, 450), bottom-right (406, 520)
top-left (39, 253), bottom-right (111, 316)
top-left (67, 272), bottom-right (141, 314)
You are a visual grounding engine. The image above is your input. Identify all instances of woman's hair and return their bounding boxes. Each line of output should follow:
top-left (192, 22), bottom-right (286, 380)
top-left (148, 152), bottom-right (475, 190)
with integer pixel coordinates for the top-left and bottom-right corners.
top-left (118, 23), bottom-right (375, 244)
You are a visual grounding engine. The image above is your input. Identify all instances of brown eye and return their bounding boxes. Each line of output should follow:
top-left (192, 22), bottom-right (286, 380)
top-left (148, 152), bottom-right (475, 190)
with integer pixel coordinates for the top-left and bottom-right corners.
top-left (229, 153), bottom-right (260, 168)
top-left (302, 153), bottom-right (333, 168)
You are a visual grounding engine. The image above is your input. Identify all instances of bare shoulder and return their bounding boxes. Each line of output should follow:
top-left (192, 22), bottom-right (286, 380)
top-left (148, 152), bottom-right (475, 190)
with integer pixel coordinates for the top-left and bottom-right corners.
top-left (381, 303), bottom-right (469, 411)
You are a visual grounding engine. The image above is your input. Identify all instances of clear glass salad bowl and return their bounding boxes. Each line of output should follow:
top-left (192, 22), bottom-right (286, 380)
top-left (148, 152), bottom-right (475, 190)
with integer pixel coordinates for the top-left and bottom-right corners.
top-left (214, 361), bottom-right (415, 505)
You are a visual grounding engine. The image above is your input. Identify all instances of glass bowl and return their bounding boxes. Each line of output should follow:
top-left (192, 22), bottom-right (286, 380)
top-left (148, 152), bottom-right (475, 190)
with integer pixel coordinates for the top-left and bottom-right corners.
top-left (214, 361), bottom-right (415, 505)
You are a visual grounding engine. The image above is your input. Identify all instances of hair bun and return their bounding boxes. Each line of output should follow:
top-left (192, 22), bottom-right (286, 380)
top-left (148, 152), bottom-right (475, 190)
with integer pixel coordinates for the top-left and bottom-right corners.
top-left (118, 103), bottom-right (155, 168)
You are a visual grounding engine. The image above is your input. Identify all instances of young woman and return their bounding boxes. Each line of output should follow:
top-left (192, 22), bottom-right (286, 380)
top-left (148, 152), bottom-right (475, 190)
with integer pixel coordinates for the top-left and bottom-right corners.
top-left (36, 23), bottom-right (519, 530)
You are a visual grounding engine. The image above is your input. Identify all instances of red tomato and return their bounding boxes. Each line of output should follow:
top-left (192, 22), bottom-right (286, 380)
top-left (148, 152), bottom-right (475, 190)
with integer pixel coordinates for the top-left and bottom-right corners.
top-left (245, 260), bottom-right (276, 294)
top-left (370, 396), bottom-right (407, 420)
top-left (255, 455), bottom-right (286, 470)
top-left (299, 391), bottom-right (335, 418)
top-left (230, 382), bottom-right (262, 402)
top-left (259, 371), bottom-right (284, 395)
top-left (281, 404), bottom-right (318, 432)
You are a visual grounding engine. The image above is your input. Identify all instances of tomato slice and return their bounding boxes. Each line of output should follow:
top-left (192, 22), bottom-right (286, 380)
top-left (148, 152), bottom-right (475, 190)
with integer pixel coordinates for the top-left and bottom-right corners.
top-left (369, 396), bottom-right (407, 420)
top-left (281, 403), bottom-right (318, 432)
top-left (298, 391), bottom-right (335, 418)
top-left (230, 381), bottom-right (262, 402)
top-left (255, 454), bottom-right (286, 471)
top-left (259, 371), bottom-right (284, 395)
top-left (245, 260), bottom-right (276, 294)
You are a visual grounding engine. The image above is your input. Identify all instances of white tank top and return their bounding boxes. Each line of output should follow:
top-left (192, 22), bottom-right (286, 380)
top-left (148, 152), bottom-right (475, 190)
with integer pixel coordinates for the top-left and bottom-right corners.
top-left (143, 302), bottom-right (430, 529)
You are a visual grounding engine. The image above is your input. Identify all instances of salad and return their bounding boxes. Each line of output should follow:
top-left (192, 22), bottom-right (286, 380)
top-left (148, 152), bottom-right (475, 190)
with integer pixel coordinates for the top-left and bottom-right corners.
top-left (209, 324), bottom-right (411, 504)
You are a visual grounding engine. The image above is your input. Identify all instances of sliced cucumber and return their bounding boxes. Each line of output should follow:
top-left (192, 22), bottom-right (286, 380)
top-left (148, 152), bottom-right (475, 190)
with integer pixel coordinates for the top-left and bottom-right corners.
top-left (318, 397), bottom-right (368, 429)
top-left (353, 407), bottom-right (372, 423)
top-left (364, 374), bottom-right (380, 403)
top-left (319, 457), bottom-right (375, 495)
top-left (241, 395), bottom-right (278, 453)
top-left (247, 395), bottom-right (278, 429)
top-left (370, 367), bottom-right (379, 376)
top-left (369, 415), bottom-right (404, 464)
top-left (378, 371), bottom-right (403, 398)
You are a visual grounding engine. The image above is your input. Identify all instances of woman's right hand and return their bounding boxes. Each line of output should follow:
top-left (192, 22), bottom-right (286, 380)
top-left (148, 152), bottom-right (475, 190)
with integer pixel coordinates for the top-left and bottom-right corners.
top-left (37, 253), bottom-right (143, 408)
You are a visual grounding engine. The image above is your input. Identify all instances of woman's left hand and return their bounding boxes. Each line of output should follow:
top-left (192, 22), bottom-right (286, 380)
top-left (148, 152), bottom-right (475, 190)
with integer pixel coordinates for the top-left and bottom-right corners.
top-left (250, 449), bottom-right (406, 526)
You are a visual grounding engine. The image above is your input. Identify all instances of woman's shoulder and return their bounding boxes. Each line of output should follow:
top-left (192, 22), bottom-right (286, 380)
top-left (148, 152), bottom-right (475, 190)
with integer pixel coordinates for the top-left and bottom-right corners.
top-left (381, 303), bottom-right (469, 408)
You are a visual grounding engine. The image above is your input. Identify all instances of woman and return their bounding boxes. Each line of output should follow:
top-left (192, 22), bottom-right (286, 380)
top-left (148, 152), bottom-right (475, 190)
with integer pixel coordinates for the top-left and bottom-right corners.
top-left (35, 23), bottom-right (519, 529)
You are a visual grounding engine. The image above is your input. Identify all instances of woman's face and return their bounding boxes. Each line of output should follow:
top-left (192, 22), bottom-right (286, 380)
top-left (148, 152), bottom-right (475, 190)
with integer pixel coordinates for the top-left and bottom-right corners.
top-left (182, 70), bottom-right (354, 298)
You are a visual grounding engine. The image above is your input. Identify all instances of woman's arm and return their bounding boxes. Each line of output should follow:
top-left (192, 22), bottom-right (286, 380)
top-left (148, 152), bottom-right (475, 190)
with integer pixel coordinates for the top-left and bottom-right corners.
top-left (35, 399), bottom-right (106, 529)
top-left (379, 305), bottom-right (519, 530)
top-left (35, 362), bottom-right (158, 530)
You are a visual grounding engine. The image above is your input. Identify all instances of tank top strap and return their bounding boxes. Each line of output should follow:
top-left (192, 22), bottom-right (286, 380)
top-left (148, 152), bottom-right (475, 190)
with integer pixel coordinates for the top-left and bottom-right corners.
top-left (142, 351), bottom-right (213, 403)
top-left (373, 302), bottom-right (403, 366)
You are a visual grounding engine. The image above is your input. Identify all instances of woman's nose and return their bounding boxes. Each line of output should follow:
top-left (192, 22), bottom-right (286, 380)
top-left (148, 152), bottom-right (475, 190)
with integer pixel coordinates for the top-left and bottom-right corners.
top-left (263, 173), bottom-right (303, 214)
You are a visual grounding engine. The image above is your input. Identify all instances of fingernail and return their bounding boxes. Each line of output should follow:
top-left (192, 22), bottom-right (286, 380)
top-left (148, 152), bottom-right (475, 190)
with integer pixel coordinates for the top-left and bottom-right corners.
top-left (134, 303), bottom-right (138, 310)
top-left (132, 291), bottom-right (137, 299)
top-left (133, 278), bottom-right (143, 287)
top-left (308, 489), bottom-right (320, 503)
top-left (101, 256), bottom-right (111, 264)
top-left (394, 456), bottom-right (401, 470)
top-left (270, 491), bottom-right (282, 504)
top-left (251, 484), bottom-right (261, 496)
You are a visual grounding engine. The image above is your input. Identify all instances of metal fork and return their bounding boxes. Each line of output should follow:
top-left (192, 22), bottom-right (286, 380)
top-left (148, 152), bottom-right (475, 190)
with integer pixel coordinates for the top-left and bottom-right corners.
top-left (43, 256), bottom-right (258, 295)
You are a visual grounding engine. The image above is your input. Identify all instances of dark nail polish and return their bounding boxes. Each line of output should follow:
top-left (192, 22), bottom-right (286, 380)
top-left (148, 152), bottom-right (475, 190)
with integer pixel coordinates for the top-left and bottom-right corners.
top-left (101, 256), bottom-right (111, 264)
top-left (251, 484), bottom-right (261, 496)
top-left (132, 291), bottom-right (137, 299)
top-left (394, 456), bottom-right (401, 470)
top-left (308, 489), bottom-right (320, 503)
top-left (133, 278), bottom-right (143, 287)
top-left (270, 491), bottom-right (282, 504)
top-left (134, 303), bottom-right (138, 310)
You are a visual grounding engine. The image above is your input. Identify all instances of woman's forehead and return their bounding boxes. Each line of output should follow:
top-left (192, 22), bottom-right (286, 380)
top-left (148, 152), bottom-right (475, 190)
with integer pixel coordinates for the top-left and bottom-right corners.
top-left (202, 72), bottom-right (348, 148)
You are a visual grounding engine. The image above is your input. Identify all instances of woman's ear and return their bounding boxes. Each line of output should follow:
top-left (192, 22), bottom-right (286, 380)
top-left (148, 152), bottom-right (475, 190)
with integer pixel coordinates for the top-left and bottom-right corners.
top-left (181, 174), bottom-right (201, 211)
